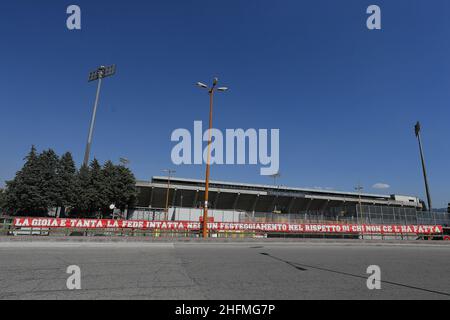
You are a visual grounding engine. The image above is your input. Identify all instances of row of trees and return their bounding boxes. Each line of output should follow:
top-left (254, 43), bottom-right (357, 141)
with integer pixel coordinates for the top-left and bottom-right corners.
top-left (1, 146), bottom-right (137, 217)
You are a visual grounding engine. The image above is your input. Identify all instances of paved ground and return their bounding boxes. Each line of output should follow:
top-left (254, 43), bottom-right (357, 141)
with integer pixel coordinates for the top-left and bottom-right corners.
top-left (0, 241), bottom-right (449, 300)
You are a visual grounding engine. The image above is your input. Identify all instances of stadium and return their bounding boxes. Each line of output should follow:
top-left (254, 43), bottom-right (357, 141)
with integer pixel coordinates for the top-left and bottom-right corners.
top-left (131, 176), bottom-right (449, 226)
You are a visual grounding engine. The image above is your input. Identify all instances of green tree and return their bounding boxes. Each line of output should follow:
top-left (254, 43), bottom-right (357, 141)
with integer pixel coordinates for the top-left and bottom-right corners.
top-left (38, 149), bottom-right (61, 208)
top-left (5, 147), bottom-right (137, 218)
top-left (102, 161), bottom-right (136, 214)
top-left (88, 159), bottom-right (107, 212)
top-left (114, 164), bottom-right (137, 210)
top-left (101, 160), bottom-right (118, 213)
top-left (71, 164), bottom-right (92, 216)
top-left (0, 188), bottom-right (5, 213)
top-left (58, 152), bottom-right (77, 211)
top-left (5, 146), bottom-right (48, 215)
top-left (71, 159), bottom-right (107, 217)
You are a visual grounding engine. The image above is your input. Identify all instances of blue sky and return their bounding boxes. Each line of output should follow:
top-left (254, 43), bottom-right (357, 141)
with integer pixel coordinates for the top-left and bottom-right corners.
top-left (0, 0), bottom-right (449, 207)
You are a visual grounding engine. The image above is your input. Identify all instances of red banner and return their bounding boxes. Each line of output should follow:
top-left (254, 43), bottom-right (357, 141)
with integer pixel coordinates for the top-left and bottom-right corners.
top-left (12, 217), bottom-right (443, 235)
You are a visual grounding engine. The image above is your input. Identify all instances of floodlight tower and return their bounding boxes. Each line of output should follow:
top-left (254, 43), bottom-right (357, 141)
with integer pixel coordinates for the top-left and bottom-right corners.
top-left (196, 78), bottom-right (228, 238)
top-left (83, 65), bottom-right (116, 167)
top-left (414, 122), bottom-right (432, 212)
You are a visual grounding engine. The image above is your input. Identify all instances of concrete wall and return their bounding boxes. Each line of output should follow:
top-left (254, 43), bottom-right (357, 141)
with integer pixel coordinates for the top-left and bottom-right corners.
top-left (128, 207), bottom-right (246, 223)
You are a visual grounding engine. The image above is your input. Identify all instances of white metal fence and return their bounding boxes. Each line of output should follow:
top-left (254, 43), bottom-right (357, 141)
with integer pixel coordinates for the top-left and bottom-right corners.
top-left (128, 205), bottom-right (450, 226)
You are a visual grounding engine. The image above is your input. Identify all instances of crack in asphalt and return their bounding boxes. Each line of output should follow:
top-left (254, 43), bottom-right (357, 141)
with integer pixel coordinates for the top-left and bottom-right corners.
top-left (259, 252), bottom-right (450, 298)
top-left (173, 245), bottom-right (209, 299)
top-left (260, 252), bottom-right (308, 271)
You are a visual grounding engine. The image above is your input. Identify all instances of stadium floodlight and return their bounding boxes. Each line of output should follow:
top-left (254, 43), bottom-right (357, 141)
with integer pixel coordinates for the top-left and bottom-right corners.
top-left (414, 121), bottom-right (432, 212)
top-left (88, 65), bottom-right (116, 82)
top-left (196, 77), bottom-right (229, 238)
top-left (83, 65), bottom-right (117, 167)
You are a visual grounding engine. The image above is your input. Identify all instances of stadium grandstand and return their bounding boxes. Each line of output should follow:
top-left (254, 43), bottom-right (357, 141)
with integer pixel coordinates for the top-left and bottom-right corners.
top-left (131, 177), bottom-right (449, 226)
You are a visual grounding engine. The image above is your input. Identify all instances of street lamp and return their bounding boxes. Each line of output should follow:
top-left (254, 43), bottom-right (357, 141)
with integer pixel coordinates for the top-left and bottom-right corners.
top-left (414, 122), bottom-right (432, 212)
top-left (355, 185), bottom-right (364, 221)
top-left (83, 65), bottom-right (116, 167)
top-left (119, 158), bottom-right (130, 167)
top-left (196, 77), bottom-right (228, 238)
top-left (355, 184), bottom-right (364, 239)
top-left (162, 169), bottom-right (176, 221)
top-left (110, 204), bottom-right (116, 219)
top-left (270, 172), bottom-right (281, 186)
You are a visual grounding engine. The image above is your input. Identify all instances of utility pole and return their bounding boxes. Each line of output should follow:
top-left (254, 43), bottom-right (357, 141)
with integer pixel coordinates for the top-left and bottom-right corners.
top-left (414, 122), bottom-right (432, 212)
top-left (196, 78), bottom-right (228, 238)
top-left (83, 65), bottom-right (116, 167)
top-left (162, 169), bottom-right (176, 221)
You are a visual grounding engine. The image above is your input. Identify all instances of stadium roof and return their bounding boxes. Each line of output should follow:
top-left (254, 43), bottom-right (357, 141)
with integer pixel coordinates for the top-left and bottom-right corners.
top-left (135, 177), bottom-right (423, 213)
top-left (152, 176), bottom-right (395, 199)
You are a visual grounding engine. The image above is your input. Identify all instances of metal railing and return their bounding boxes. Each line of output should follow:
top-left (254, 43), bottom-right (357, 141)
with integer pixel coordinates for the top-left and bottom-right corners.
top-left (1, 204), bottom-right (449, 241)
top-left (4, 205), bottom-right (449, 227)
top-left (0, 218), bottom-right (447, 241)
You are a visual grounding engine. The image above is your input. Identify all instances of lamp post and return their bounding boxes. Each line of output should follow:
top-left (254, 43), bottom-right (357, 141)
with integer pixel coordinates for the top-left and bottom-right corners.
top-left (110, 204), bottom-right (116, 220)
top-left (119, 158), bottom-right (130, 167)
top-left (414, 122), bottom-right (432, 212)
top-left (270, 172), bottom-right (281, 186)
top-left (162, 169), bottom-right (176, 221)
top-left (355, 184), bottom-right (364, 239)
top-left (83, 65), bottom-right (116, 167)
top-left (196, 78), bottom-right (228, 238)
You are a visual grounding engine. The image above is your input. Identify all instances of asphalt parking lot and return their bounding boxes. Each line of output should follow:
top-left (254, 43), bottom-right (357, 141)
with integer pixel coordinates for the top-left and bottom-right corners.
top-left (0, 240), bottom-right (449, 300)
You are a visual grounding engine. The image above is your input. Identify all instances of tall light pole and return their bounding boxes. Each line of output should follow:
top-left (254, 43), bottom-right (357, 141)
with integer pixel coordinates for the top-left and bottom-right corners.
top-left (355, 185), bottom-right (364, 223)
top-left (163, 169), bottom-right (176, 221)
top-left (83, 65), bottom-right (116, 167)
top-left (355, 184), bottom-right (364, 239)
top-left (196, 78), bottom-right (228, 238)
top-left (414, 122), bottom-right (432, 212)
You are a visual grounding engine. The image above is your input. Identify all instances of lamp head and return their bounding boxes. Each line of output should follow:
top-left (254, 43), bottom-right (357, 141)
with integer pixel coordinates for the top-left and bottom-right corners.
top-left (415, 121), bottom-right (421, 137)
top-left (197, 82), bottom-right (208, 89)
